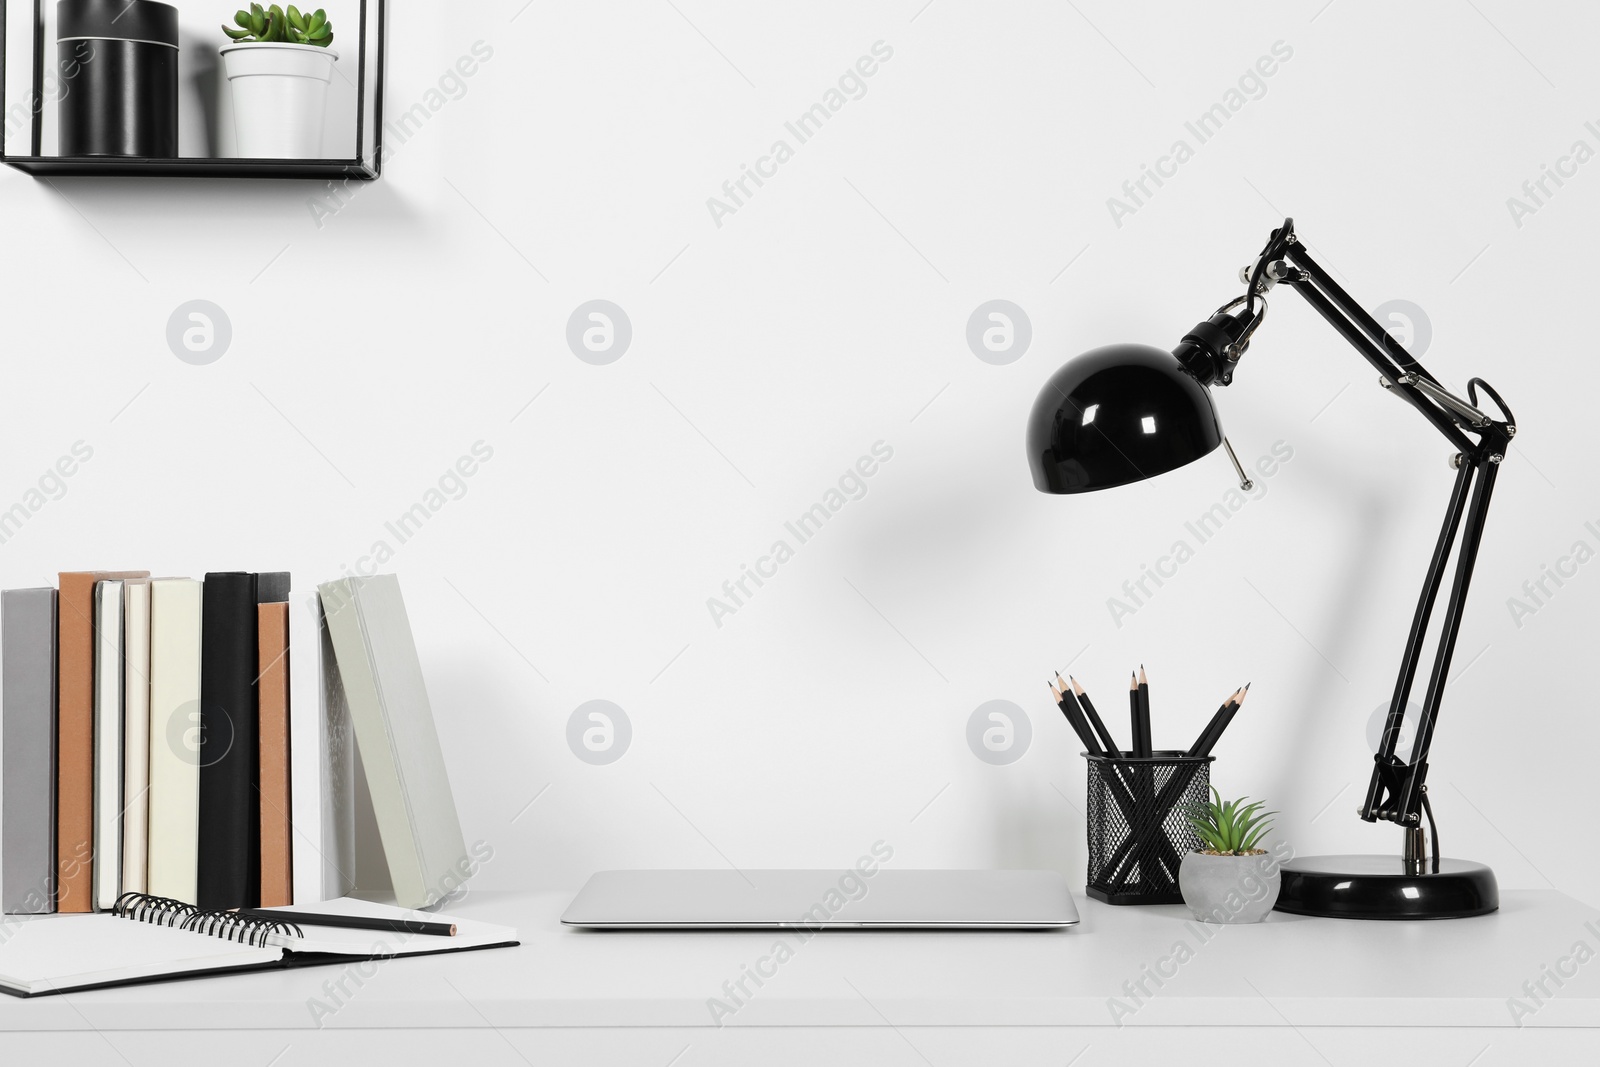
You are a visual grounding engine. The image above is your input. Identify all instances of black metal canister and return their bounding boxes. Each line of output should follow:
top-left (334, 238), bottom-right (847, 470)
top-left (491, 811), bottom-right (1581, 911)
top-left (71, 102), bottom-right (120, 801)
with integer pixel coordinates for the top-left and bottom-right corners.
top-left (57, 0), bottom-right (179, 157)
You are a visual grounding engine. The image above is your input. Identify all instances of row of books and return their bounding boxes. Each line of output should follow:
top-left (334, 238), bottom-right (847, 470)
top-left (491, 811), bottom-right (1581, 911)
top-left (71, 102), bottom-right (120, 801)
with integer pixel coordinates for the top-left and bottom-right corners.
top-left (1, 571), bottom-right (467, 914)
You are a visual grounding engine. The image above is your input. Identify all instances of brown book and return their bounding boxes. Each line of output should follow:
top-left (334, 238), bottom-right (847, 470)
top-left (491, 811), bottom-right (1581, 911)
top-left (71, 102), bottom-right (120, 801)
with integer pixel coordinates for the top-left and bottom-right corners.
top-left (257, 602), bottom-right (292, 907)
top-left (58, 570), bottom-right (148, 913)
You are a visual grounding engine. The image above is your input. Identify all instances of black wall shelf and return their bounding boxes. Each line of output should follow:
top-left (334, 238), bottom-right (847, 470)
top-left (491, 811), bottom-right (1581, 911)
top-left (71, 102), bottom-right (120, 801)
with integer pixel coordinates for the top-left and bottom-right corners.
top-left (1, 1), bottom-right (386, 179)
top-left (4, 156), bottom-right (377, 179)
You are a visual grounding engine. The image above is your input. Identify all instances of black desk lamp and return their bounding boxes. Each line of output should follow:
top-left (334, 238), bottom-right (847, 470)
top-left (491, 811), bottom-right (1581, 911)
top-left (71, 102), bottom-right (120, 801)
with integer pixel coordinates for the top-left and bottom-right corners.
top-left (1027, 218), bottom-right (1514, 920)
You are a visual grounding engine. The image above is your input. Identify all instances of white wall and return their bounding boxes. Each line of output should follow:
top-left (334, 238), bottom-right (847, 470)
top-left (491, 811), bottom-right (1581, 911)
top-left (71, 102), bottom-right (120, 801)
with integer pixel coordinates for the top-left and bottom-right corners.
top-left (1, 0), bottom-right (1595, 905)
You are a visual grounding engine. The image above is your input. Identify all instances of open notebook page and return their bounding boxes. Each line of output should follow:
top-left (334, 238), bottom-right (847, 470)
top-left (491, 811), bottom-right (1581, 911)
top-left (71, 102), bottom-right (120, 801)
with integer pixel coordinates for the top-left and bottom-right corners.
top-left (0, 915), bottom-right (280, 997)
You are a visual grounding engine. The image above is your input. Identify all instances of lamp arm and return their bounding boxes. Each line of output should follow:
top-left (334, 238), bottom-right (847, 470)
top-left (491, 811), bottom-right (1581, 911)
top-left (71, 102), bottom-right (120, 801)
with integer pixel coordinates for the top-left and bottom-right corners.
top-left (1252, 218), bottom-right (1513, 450)
top-left (1236, 219), bottom-right (1517, 835)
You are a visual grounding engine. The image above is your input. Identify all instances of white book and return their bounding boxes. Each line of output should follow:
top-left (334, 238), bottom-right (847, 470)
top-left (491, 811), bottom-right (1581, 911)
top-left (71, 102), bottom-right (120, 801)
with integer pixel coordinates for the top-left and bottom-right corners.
top-left (319, 576), bottom-right (466, 909)
top-left (146, 579), bottom-right (201, 905)
top-left (288, 587), bottom-right (355, 905)
top-left (92, 581), bottom-right (124, 912)
top-left (120, 580), bottom-right (152, 898)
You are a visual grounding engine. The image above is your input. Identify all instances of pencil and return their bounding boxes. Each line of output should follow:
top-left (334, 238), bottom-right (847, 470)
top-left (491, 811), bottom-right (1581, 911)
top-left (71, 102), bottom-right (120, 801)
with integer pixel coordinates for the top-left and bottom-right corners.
top-left (232, 909), bottom-right (457, 937)
top-left (1050, 680), bottom-right (1102, 757)
top-left (1135, 665), bottom-right (1152, 757)
top-left (1207, 683), bottom-right (1249, 755)
top-left (1196, 684), bottom-right (1241, 758)
top-left (1187, 689), bottom-right (1239, 757)
top-left (1053, 675), bottom-right (1102, 756)
top-left (1129, 673), bottom-right (1144, 758)
top-left (1070, 676), bottom-right (1121, 756)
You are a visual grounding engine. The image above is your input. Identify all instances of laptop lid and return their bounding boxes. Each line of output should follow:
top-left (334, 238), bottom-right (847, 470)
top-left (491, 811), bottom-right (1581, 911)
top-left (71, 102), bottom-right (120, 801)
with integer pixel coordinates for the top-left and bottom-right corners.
top-left (560, 869), bottom-right (1080, 929)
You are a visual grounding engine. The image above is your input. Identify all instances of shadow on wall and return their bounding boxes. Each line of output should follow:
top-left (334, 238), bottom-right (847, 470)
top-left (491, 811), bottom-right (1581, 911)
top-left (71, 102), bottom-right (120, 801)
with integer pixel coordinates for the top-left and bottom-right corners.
top-left (1258, 447), bottom-right (1400, 842)
top-left (841, 444), bottom-right (1026, 599)
top-left (37, 171), bottom-right (422, 234)
top-left (840, 423), bottom-right (1404, 866)
top-left (180, 29), bottom-right (228, 157)
top-left (994, 775), bottom-right (1080, 875)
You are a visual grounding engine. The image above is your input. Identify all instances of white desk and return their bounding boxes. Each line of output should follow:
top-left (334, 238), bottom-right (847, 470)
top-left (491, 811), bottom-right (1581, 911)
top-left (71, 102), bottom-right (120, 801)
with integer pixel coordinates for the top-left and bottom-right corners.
top-left (3, 889), bottom-right (1598, 1065)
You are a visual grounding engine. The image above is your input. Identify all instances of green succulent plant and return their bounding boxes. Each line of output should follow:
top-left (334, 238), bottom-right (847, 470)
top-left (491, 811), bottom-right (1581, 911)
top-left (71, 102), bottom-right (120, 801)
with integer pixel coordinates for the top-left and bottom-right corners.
top-left (222, 4), bottom-right (334, 47)
top-left (1186, 787), bottom-right (1275, 856)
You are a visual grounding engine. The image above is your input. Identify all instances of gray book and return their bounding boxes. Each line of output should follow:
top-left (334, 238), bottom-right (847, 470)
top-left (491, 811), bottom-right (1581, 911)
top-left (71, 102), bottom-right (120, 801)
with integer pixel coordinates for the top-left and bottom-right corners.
top-left (319, 576), bottom-right (466, 909)
top-left (3, 588), bottom-right (58, 914)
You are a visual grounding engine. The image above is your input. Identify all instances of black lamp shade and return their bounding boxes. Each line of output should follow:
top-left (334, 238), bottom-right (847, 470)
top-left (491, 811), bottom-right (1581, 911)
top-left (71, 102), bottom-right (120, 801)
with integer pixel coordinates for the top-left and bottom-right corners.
top-left (1027, 344), bottom-right (1224, 494)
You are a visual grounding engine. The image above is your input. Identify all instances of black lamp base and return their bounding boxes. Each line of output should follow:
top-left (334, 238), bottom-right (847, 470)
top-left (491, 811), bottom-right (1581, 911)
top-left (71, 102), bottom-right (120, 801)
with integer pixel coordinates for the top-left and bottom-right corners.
top-left (1274, 854), bottom-right (1498, 920)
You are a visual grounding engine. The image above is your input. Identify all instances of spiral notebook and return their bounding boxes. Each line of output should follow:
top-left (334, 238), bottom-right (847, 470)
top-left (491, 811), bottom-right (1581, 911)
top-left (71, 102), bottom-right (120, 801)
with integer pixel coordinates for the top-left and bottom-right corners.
top-left (0, 894), bottom-right (518, 998)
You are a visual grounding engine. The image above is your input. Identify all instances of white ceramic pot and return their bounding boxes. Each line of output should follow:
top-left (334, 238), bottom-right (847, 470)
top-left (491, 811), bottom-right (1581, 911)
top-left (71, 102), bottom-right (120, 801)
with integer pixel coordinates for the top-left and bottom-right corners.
top-left (1178, 851), bottom-right (1281, 924)
top-left (221, 43), bottom-right (340, 158)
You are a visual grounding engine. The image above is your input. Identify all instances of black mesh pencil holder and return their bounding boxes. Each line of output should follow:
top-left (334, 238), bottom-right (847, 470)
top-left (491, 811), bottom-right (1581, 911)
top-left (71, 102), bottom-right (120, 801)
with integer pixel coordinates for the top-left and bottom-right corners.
top-left (1085, 751), bottom-right (1213, 905)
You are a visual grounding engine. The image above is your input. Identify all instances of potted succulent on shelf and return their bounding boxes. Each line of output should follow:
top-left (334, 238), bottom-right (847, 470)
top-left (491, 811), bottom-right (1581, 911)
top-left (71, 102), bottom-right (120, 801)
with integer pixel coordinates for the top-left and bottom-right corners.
top-left (220, 5), bottom-right (338, 158)
top-left (1179, 788), bottom-right (1281, 924)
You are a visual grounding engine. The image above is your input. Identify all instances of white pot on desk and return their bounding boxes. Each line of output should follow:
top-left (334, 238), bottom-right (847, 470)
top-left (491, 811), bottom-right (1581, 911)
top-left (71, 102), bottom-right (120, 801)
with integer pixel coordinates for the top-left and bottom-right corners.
top-left (221, 43), bottom-right (339, 158)
top-left (1179, 850), bottom-right (1282, 924)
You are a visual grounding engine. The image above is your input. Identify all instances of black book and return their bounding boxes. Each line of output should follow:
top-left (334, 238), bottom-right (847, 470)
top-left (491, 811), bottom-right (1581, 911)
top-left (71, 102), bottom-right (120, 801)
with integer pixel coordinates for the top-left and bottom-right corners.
top-left (197, 572), bottom-right (259, 910)
top-left (255, 571), bottom-right (291, 604)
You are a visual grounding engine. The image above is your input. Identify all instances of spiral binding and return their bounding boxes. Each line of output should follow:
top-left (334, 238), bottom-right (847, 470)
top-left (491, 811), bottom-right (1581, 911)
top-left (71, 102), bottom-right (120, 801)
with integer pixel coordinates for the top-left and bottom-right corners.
top-left (111, 892), bottom-right (305, 947)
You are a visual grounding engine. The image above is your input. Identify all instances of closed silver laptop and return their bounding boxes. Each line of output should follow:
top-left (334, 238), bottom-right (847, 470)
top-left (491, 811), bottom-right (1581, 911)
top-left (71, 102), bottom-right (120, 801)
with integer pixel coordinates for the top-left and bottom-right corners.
top-left (561, 869), bottom-right (1079, 929)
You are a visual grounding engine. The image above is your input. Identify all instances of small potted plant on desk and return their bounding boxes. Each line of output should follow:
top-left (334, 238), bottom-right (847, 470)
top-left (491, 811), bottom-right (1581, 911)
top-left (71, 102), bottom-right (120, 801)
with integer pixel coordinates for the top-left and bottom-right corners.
top-left (1179, 788), bottom-right (1282, 924)
top-left (220, 5), bottom-right (338, 158)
